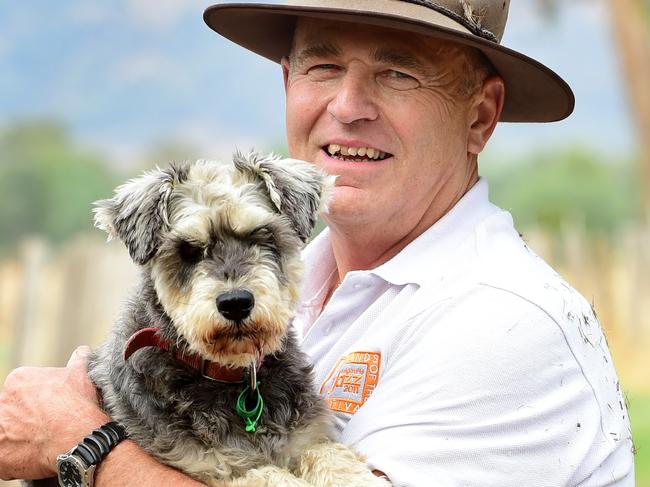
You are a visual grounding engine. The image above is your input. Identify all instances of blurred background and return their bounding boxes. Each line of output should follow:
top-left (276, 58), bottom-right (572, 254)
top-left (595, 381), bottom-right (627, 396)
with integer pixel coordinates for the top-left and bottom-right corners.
top-left (0, 0), bottom-right (648, 484)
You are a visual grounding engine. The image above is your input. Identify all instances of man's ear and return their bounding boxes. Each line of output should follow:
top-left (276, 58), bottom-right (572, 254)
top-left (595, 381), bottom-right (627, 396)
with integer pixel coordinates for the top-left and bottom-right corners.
top-left (467, 75), bottom-right (505, 155)
top-left (233, 152), bottom-right (334, 242)
top-left (93, 164), bottom-right (186, 264)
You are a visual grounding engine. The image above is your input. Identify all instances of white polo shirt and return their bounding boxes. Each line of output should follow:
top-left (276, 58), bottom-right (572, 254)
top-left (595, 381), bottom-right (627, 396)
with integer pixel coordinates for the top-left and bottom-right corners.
top-left (294, 178), bottom-right (634, 487)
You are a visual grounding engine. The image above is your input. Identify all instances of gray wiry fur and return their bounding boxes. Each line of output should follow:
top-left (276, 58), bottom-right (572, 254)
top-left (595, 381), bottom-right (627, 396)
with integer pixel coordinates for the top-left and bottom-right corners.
top-left (33, 153), bottom-right (386, 486)
top-left (89, 279), bottom-right (329, 481)
top-left (233, 152), bottom-right (326, 242)
top-left (93, 164), bottom-right (189, 264)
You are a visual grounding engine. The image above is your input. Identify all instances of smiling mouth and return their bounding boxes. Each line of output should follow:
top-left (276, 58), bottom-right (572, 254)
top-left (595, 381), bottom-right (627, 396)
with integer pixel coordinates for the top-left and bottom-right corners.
top-left (324, 144), bottom-right (392, 162)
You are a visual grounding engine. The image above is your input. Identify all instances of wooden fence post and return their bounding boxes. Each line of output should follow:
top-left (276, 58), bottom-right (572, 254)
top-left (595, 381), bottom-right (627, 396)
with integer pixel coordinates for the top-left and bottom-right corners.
top-left (11, 238), bottom-right (50, 368)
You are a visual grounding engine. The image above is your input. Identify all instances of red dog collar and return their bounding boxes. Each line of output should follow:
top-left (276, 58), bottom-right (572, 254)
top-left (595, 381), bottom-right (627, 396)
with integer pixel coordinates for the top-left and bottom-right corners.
top-left (123, 327), bottom-right (261, 383)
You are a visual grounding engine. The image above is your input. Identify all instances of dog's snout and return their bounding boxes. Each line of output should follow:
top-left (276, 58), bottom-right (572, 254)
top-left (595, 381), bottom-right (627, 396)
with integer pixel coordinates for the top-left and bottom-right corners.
top-left (216, 290), bottom-right (255, 322)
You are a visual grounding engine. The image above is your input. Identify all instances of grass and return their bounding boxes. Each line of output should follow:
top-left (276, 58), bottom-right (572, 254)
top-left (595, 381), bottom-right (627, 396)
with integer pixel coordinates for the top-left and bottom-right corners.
top-left (629, 393), bottom-right (650, 486)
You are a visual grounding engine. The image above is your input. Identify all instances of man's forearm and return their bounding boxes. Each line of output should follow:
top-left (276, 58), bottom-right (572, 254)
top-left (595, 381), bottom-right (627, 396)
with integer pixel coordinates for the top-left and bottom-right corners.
top-left (0, 347), bottom-right (204, 485)
top-left (96, 440), bottom-right (205, 486)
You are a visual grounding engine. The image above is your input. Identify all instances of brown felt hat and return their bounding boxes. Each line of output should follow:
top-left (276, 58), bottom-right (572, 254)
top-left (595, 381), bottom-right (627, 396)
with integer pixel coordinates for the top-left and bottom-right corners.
top-left (204, 0), bottom-right (575, 123)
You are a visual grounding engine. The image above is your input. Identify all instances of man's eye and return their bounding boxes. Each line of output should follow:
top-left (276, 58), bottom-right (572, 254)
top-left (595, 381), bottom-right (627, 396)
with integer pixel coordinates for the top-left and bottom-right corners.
top-left (307, 64), bottom-right (341, 80)
top-left (310, 64), bottom-right (339, 71)
top-left (378, 70), bottom-right (420, 90)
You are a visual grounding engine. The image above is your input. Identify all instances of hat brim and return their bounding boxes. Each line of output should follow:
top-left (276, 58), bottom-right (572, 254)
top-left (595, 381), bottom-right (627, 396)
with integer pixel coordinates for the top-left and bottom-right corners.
top-left (204, 2), bottom-right (575, 123)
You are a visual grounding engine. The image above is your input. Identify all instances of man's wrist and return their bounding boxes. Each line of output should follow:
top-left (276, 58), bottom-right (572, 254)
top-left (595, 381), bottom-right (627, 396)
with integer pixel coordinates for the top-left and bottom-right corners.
top-left (48, 411), bottom-right (111, 476)
top-left (95, 440), bottom-right (205, 486)
top-left (55, 421), bottom-right (127, 487)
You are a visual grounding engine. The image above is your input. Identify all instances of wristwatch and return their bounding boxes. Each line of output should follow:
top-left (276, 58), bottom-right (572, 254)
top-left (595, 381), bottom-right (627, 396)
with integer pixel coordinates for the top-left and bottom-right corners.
top-left (56, 421), bottom-right (127, 487)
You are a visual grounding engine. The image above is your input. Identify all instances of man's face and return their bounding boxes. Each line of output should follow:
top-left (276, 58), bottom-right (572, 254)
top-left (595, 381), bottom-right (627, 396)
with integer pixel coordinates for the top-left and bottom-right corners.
top-left (283, 19), bottom-right (482, 230)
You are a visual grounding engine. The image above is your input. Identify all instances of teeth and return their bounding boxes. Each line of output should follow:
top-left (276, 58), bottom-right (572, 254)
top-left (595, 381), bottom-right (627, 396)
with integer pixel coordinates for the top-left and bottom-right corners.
top-left (326, 144), bottom-right (388, 161)
top-left (327, 144), bottom-right (340, 155)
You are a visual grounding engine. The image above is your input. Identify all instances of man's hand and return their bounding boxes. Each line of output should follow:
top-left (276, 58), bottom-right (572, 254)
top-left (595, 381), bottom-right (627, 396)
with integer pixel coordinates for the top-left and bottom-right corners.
top-left (0, 346), bottom-right (110, 481)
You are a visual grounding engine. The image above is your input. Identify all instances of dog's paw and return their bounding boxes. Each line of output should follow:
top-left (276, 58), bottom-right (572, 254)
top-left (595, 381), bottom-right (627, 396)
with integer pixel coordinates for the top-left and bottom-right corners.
top-left (294, 442), bottom-right (391, 486)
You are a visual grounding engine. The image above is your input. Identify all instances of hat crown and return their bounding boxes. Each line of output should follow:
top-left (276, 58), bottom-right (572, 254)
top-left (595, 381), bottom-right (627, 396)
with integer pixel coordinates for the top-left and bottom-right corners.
top-left (287, 0), bottom-right (510, 43)
top-left (204, 0), bottom-right (574, 122)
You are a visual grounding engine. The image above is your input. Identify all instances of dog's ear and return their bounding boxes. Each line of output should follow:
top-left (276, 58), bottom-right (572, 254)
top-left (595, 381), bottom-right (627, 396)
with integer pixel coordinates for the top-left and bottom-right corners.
top-left (93, 164), bottom-right (186, 264)
top-left (233, 152), bottom-right (335, 242)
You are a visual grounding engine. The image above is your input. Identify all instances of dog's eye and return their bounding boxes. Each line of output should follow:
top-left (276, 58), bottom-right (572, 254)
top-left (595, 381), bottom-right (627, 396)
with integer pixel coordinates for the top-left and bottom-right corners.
top-left (249, 226), bottom-right (272, 240)
top-left (178, 241), bottom-right (204, 264)
top-left (248, 227), bottom-right (279, 255)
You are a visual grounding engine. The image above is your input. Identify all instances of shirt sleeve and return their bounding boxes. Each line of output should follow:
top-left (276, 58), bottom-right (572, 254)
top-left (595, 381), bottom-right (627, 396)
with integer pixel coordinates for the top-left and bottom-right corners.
top-left (336, 286), bottom-right (634, 487)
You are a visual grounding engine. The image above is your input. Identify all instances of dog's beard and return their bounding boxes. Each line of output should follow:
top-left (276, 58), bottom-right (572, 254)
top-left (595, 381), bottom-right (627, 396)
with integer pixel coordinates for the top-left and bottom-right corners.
top-left (194, 302), bottom-right (293, 366)
top-left (152, 266), bottom-right (297, 368)
top-left (203, 325), bottom-right (283, 364)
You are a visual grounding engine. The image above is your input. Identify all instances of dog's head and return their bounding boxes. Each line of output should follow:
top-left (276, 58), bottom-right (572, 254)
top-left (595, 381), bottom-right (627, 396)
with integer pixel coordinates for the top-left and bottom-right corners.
top-left (94, 152), bottom-right (334, 367)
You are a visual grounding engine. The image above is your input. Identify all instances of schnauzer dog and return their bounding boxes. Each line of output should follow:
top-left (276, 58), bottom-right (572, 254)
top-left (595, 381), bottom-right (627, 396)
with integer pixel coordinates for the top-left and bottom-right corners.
top-left (84, 153), bottom-right (387, 486)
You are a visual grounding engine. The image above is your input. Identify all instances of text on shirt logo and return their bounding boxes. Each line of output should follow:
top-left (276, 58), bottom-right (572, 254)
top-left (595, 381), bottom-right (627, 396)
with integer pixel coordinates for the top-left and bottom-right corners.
top-left (319, 351), bottom-right (381, 414)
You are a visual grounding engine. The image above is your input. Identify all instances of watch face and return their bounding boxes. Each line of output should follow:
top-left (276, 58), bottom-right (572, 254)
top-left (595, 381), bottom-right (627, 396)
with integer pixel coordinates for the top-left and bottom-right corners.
top-left (58, 457), bottom-right (84, 487)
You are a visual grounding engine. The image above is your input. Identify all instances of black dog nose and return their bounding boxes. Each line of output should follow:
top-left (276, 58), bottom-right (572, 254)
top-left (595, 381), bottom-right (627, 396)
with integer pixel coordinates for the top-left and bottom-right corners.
top-left (216, 290), bottom-right (255, 322)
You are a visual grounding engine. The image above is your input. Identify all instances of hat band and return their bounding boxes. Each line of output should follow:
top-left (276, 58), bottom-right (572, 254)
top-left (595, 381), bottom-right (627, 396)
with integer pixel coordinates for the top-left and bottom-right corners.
top-left (402, 0), bottom-right (498, 42)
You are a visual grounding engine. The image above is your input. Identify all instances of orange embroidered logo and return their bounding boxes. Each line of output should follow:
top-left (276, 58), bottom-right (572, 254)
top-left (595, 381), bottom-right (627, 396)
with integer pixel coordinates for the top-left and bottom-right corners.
top-left (319, 351), bottom-right (381, 415)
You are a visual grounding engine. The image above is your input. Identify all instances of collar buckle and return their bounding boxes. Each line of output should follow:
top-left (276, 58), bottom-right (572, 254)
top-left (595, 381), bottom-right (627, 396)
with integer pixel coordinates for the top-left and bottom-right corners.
top-left (200, 358), bottom-right (214, 381)
top-left (249, 360), bottom-right (258, 390)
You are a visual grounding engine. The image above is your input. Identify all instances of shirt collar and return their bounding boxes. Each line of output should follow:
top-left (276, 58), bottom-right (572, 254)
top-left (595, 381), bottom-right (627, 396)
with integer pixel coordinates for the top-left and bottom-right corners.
top-left (300, 177), bottom-right (500, 296)
top-left (300, 226), bottom-right (337, 308)
top-left (373, 178), bottom-right (499, 286)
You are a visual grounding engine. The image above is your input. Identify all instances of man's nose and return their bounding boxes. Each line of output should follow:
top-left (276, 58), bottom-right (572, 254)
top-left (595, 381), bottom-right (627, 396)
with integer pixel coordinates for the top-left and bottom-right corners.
top-left (327, 70), bottom-right (379, 124)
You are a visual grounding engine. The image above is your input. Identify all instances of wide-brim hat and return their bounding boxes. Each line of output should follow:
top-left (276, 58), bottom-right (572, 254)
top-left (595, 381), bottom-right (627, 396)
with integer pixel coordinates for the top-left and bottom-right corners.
top-left (204, 0), bottom-right (575, 123)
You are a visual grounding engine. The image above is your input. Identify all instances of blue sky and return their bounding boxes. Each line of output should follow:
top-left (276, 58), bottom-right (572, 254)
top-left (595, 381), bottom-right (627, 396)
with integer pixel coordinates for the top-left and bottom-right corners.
top-left (0, 0), bottom-right (636, 167)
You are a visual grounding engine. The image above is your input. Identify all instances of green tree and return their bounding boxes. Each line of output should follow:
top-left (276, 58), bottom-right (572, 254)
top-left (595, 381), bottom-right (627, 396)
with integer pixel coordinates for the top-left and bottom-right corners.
top-left (481, 147), bottom-right (641, 234)
top-left (536, 0), bottom-right (650, 221)
top-left (0, 120), bottom-right (119, 251)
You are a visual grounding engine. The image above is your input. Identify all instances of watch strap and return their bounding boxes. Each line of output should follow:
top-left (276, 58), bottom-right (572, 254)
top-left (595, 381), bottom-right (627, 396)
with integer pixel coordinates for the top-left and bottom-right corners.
top-left (71, 421), bottom-right (128, 467)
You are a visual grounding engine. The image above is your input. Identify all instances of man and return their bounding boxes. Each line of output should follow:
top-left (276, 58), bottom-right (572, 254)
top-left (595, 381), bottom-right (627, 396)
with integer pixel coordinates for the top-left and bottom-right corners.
top-left (0, 1), bottom-right (635, 486)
